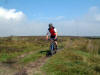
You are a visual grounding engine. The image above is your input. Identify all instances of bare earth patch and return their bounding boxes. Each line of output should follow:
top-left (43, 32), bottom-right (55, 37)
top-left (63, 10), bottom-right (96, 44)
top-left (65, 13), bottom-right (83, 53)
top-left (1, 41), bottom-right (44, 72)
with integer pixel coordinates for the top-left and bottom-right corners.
top-left (15, 56), bottom-right (48, 75)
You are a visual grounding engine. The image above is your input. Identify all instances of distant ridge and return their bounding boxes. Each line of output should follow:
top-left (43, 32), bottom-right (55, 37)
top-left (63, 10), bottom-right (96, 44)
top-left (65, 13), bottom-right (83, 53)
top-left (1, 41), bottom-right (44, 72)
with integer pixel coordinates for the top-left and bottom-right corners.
top-left (0, 35), bottom-right (100, 39)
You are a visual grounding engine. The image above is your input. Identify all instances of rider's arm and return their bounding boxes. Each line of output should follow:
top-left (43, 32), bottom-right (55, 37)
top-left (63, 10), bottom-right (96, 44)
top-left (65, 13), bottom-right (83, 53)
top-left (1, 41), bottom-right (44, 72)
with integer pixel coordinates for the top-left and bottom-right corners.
top-left (55, 32), bottom-right (58, 38)
top-left (54, 28), bottom-right (57, 39)
top-left (46, 30), bottom-right (50, 40)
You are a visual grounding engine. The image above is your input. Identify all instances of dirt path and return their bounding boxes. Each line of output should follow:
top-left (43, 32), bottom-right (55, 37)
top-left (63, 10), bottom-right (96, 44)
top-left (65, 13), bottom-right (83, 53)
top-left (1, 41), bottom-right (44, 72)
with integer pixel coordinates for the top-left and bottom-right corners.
top-left (15, 48), bottom-right (64, 75)
top-left (0, 62), bottom-right (18, 75)
top-left (26, 56), bottom-right (48, 75)
top-left (0, 49), bottom-right (47, 75)
top-left (15, 56), bottom-right (48, 75)
top-left (0, 48), bottom-right (63, 75)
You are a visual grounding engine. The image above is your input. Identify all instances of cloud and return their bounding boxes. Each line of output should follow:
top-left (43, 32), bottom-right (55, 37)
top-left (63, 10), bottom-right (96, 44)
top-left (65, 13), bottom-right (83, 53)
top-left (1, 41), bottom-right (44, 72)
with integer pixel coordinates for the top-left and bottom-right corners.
top-left (50, 16), bottom-right (65, 20)
top-left (55, 6), bottom-right (100, 36)
top-left (0, 7), bottom-right (48, 36)
top-left (0, 7), bottom-right (25, 20)
top-left (0, 7), bottom-right (27, 36)
top-left (0, 6), bottom-right (100, 36)
top-left (37, 16), bottom-right (65, 21)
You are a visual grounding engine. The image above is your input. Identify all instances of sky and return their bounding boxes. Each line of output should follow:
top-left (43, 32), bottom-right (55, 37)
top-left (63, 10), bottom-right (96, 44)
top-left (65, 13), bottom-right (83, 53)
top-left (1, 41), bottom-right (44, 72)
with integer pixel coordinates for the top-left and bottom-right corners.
top-left (0, 0), bottom-right (100, 36)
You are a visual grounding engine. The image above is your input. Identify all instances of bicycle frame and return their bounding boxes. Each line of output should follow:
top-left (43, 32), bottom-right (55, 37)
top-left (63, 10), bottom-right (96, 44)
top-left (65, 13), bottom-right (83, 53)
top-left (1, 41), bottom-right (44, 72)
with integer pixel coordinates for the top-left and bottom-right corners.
top-left (50, 40), bottom-right (55, 50)
top-left (50, 39), bottom-right (56, 55)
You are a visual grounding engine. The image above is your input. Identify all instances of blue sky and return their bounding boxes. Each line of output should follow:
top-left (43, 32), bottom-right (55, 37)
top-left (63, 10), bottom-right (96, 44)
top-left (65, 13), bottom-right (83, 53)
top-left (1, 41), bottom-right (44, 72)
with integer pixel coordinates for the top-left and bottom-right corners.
top-left (0, 0), bottom-right (100, 36)
top-left (1, 0), bottom-right (100, 20)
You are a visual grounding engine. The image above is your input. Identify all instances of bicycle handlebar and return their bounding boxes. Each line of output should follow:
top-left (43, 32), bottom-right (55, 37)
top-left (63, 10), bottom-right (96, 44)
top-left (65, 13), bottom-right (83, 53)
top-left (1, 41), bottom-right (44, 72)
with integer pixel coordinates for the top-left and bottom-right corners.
top-left (48, 38), bottom-right (55, 41)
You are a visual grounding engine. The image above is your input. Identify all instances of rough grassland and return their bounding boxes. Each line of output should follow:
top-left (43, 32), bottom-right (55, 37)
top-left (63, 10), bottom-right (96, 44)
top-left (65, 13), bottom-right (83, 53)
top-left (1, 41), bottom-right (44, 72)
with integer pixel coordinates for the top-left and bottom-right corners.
top-left (42, 37), bottom-right (100, 75)
top-left (0, 36), bottom-right (100, 75)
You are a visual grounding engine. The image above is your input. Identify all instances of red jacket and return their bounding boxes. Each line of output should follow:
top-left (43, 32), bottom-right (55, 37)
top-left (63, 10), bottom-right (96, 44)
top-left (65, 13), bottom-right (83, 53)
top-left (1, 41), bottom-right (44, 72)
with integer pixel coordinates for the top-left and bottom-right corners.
top-left (48, 27), bottom-right (56, 36)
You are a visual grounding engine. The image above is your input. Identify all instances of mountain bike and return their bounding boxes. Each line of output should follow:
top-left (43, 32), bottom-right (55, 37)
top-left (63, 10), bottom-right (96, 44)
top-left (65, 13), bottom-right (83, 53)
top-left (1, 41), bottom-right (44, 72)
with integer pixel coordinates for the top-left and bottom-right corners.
top-left (49, 38), bottom-right (57, 56)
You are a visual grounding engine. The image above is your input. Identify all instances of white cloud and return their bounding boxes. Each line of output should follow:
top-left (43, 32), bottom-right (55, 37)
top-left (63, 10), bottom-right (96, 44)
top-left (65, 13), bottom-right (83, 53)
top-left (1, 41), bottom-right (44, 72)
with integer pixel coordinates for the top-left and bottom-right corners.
top-left (0, 7), bottom-right (48, 36)
top-left (0, 7), bottom-right (26, 36)
top-left (89, 6), bottom-right (98, 12)
top-left (38, 16), bottom-right (64, 21)
top-left (49, 16), bottom-right (65, 20)
top-left (0, 6), bottom-right (100, 37)
top-left (55, 6), bottom-right (100, 36)
top-left (0, 7), bottom-right (25, 20)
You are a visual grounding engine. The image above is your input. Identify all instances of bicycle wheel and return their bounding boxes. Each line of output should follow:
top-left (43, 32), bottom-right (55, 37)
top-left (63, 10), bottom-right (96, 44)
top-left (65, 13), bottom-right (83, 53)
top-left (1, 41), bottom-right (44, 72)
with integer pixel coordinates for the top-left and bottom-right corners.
top-left (50, 43), bottom-right (54, 55)
top-left (54, 43), bottom-right (57, 53)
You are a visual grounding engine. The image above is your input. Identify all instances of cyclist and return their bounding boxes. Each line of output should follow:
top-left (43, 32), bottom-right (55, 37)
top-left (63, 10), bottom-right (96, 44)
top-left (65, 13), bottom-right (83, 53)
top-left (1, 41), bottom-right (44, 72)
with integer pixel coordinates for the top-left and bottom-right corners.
top-left (46, 23), bottom-right (58, 50)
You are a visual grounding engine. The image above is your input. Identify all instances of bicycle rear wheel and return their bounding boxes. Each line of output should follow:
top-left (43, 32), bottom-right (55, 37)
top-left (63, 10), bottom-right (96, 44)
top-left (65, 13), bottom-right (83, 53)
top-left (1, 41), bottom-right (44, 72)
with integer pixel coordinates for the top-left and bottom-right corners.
top-left (50, 43), bottom-right (55, 55)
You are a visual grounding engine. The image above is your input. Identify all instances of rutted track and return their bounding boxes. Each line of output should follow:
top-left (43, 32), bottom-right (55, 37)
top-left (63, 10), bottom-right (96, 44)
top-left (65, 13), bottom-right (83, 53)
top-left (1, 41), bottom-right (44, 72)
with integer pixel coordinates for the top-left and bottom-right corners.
top-left (0, 48), bottom-right (63, 75)
top-left (15, 48), bottom-right (63, 75)
top-left (14, 56), bottom-right (48, 75)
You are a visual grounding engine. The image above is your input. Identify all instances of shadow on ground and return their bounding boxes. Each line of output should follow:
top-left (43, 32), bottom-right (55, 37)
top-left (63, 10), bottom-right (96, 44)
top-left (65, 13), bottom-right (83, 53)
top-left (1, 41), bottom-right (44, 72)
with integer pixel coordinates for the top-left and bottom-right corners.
top-left (40, 50), bottom-right (52, 57)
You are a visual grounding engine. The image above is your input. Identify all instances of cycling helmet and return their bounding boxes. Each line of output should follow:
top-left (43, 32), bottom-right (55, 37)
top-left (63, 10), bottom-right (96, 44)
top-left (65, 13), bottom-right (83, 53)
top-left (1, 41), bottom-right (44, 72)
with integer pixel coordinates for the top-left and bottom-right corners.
top-left (49, 23), bottom-right (53, 27)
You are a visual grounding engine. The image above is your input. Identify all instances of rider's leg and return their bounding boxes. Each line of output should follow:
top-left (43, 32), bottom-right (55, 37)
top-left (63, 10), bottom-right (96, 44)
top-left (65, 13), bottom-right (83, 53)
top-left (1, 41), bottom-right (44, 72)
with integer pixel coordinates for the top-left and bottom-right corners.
top-left (55, 41), bottom-right (58, 50)
top-left (55, 41), bottom-right (57, 45)
top-left (50, 39), bottom-right (53, 48)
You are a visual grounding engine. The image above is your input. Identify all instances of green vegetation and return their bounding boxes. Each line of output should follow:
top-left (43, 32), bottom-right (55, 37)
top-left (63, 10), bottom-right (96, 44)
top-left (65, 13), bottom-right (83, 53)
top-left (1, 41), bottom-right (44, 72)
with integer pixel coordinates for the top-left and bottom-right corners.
top-left (42, 37), bottom-right (100, 75)
top-left (18, 50), bottom-right (46, 64)
top-left (0, 36), bottom-right (100, 75)
top-left (0, 36), bottom-right (48, 63)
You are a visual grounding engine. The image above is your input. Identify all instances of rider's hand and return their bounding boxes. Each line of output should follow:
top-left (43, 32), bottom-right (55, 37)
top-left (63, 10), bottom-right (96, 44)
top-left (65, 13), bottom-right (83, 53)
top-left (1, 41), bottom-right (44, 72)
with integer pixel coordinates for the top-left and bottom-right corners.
top-left (55, 37), bottom-right (57, 40)
top-left (46, 36), bottom-right (48, 40)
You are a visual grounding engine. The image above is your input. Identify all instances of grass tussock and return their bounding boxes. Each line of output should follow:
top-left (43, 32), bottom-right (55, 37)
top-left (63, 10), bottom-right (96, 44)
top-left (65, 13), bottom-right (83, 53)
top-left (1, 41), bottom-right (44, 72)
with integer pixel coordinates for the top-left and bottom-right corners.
top-left (0, 36), bottom-right (48, 63)
top-left (42, 37), bottom-right (100, 75)
top-left (0, 36), bottom-right (100, 75)
top-left (64, 37), bottom-right (100, 55)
